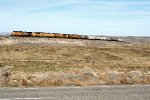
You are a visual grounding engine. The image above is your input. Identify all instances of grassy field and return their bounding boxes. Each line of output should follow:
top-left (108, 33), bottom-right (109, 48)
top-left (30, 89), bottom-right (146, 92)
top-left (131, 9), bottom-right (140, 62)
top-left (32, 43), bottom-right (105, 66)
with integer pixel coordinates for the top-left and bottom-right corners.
top-left (0, 38), bottom-right (150, 86)
top-left (0, 43), bottom-right (150, 72)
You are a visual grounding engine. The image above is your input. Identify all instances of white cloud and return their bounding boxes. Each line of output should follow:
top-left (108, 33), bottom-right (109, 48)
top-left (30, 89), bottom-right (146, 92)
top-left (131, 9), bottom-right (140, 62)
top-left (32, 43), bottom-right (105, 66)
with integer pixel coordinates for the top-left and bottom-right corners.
top-left (0, 0), bottom-right (150, 20)
top-left (0, 0), bottom-right (149, 12)
top-left (0, 0), bottom-right (150, 35)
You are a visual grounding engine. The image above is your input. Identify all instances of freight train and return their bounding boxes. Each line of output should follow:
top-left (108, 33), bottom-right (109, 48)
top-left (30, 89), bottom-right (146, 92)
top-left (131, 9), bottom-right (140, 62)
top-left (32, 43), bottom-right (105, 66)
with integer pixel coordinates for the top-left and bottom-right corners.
top-left (11, 31), bottom-right (84, 39)
top-left (11, 31), bottom-right (122, 41)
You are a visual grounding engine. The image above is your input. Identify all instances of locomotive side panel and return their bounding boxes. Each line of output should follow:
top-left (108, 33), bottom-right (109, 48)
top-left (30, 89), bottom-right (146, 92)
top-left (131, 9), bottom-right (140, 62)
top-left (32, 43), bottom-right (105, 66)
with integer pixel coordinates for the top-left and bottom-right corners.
top-left (52, 33), bottom-right (64, 38)
top-left (11, 31), bottom-right (31, 37)
top-left (68, 34), bottom-right (80, 39)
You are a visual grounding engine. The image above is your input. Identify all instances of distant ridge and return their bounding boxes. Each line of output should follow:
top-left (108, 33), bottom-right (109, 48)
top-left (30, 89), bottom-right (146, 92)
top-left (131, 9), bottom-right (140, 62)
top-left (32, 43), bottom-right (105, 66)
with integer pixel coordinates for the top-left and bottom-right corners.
top-left (0, 32), bottom-right (11, 36)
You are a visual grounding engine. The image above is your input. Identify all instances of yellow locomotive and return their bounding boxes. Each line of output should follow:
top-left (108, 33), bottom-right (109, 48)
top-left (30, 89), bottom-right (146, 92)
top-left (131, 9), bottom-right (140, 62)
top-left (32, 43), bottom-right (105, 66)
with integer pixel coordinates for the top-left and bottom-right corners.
top-left (11, 31), bottom-right (81, 39)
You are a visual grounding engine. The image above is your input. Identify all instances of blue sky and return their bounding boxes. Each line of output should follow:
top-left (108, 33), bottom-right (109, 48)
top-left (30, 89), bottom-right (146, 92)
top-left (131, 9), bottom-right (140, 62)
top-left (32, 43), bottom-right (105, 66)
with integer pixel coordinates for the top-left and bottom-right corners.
top-left (0, 0), bottom-right (150, 36)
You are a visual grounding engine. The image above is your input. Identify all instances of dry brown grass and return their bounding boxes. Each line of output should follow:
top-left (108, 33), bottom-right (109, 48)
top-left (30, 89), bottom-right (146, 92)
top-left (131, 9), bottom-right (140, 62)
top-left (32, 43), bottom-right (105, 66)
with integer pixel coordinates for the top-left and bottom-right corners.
top-left (0, 44), bottom-right (150, 73)
top-left (0, 37), bottom-right (150, 87)
top-left (0, 67), bottom-right (150, 87)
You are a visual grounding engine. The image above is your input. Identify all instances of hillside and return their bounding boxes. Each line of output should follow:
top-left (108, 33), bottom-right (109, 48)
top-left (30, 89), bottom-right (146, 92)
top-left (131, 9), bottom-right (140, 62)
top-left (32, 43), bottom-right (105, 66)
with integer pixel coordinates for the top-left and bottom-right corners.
top-left (0, 36), bottom-right (150, 87)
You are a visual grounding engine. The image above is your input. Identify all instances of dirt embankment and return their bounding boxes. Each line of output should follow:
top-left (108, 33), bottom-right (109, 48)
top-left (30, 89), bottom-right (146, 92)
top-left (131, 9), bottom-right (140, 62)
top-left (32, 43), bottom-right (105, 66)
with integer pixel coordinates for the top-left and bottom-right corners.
top-left (0, 36), bottom-right (134, 47)
top-left (0, 36), bottom-right (150, 87)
